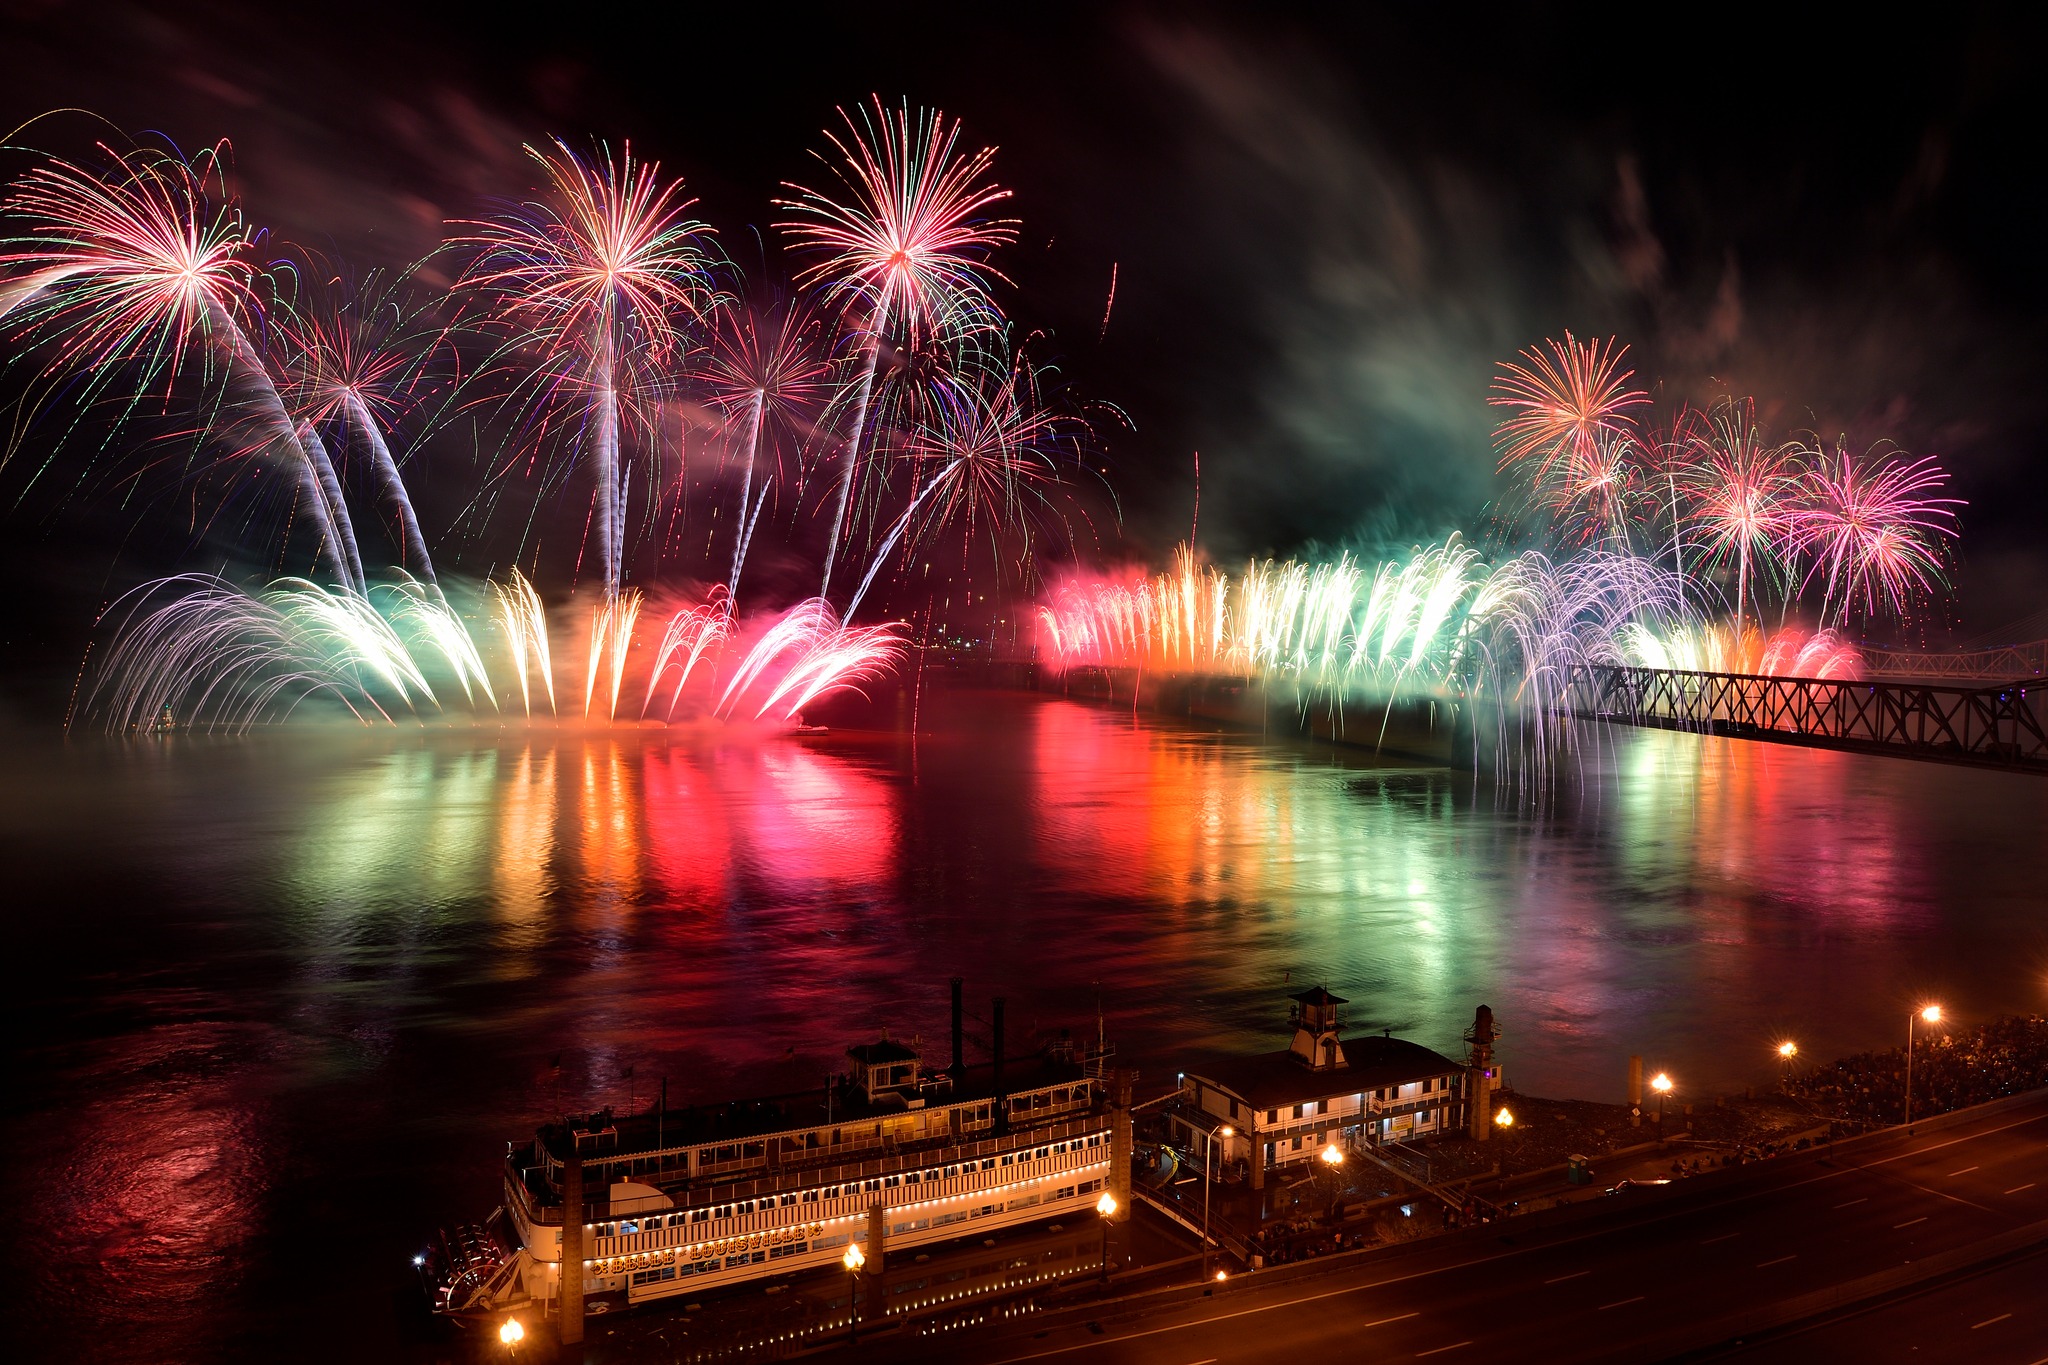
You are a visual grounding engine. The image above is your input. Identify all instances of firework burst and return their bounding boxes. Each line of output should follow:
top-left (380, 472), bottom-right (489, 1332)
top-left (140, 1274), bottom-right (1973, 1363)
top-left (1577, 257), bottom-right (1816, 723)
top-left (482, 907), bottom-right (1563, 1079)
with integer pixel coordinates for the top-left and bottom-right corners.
top-left (777, 98), bottom-right (1017, 597)
top-left (0, 139), bottom-right (356, 580)
top-left (1788, 441), bottom-right (1961, 625)
top-left (455, 138), bottom-right (717, 598)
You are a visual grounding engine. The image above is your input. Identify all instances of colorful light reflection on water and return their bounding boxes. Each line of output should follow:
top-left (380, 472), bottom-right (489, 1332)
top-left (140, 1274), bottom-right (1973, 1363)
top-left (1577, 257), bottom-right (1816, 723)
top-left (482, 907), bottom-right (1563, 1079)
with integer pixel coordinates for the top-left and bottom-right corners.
top-left (5, 690), bottom-right (2048, 1362)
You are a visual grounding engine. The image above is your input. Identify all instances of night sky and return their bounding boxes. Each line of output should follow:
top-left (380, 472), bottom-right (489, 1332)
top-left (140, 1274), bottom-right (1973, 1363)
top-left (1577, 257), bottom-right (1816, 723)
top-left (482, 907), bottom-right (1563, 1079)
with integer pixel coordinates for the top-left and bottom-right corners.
top-left (3, 0), bottom-right (2046, 714)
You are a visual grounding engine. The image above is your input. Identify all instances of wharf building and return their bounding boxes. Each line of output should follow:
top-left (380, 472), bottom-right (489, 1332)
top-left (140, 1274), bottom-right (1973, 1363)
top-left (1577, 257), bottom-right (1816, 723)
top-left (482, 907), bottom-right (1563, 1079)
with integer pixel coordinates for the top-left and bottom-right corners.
top-left (1167, 988), bottom-right (1472, 1188)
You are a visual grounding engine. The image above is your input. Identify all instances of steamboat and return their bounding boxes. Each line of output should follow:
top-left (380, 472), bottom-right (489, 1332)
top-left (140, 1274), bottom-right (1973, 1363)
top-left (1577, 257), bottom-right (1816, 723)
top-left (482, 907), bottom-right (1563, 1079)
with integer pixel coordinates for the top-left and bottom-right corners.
top-left (430, 982), bottom-right (1131, 1321)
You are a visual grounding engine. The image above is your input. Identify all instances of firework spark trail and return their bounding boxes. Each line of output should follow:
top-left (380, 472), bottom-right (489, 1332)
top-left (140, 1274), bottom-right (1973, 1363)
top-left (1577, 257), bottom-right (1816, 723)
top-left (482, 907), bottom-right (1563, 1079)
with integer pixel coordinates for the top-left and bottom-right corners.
top-left (704, 298), bottom-right (830, 600)
top-left (492, 570), bottom-right (554, 715)
top-left (777, 98), bottom-right (1017, 598)
top-left (1617, 619), bottom-right (1866, 680)
top-left (717, 599), bottom-right (836, 716)
top-left (386, 576), bottom-right (495, 706)
top-left (86, 575), bottom-right (373, 732)
top-left (344, 389), bottom-right (437, 588)
top-left (840, 366), bottom-right (1062, 624)
top-left (276, 269), bottom-right (449, 588)
top-left (752, 616), bottom-right (906, 720)
top-left (295, 419), bottom-right (365, 593)
top-left (643, 591), bottom-right (734, 719)
top-left (581, 588), bottom-right (644, 720)
top-left (455, 138), bottom-right (714, 602)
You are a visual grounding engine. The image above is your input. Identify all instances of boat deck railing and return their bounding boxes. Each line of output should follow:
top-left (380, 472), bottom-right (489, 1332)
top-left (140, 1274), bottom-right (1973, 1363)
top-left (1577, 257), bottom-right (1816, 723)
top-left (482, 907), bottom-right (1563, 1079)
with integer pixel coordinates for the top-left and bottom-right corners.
top-left (510, 1112), bottom-right (1111, 1226)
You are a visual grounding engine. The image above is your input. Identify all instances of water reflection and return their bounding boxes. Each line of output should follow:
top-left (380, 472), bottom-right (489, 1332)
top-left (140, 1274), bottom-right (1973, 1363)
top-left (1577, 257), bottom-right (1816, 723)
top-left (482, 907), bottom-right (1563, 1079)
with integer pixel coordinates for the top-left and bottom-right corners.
top-left (8, 692), bottom-right (2048, 1365)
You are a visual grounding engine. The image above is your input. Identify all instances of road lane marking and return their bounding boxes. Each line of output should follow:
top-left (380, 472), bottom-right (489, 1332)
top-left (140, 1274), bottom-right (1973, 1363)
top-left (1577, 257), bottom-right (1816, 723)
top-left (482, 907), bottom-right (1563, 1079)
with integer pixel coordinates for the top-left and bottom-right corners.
top-left (1833, 1198), bottom-right (1867, 1208)
top-left (1598, 1296), bottom-right (1646, 1311)
top-left (985, 1101), bottom-right (2048, 1363)
top-left (1544, 1271), bottom-right (1590, 1284)
top-left (1416, 1344), bottom-right (1471, 1357)
top-left (1755, 1255), bottom-right (1797, 1268)
top-left (1364, 1314), bottom-right (1419, 1328)
top-left (1971, 1313), bottom-right (2011, 1329)
top-left (1894, 1217), bottom-right (1928, 1228)
top-left (1949, 1166), bottom-right (1980, 1176)
top-left (2006, 1183), bottom-right (2036, 1194)
top-left (1700, 1233), bottom-right (1740, 1244)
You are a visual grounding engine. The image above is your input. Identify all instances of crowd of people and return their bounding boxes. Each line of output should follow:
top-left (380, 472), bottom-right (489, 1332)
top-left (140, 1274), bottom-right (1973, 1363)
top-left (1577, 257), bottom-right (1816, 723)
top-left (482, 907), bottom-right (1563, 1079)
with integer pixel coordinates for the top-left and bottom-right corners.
top-left (1786, 1014), bottom-right (2048, 1125)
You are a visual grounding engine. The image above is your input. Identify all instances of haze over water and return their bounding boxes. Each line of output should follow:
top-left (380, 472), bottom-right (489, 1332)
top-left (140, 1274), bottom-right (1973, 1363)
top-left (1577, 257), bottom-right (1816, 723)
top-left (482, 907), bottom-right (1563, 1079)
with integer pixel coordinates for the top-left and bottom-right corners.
top-left (6, 687), bottom-right (2047, 1362)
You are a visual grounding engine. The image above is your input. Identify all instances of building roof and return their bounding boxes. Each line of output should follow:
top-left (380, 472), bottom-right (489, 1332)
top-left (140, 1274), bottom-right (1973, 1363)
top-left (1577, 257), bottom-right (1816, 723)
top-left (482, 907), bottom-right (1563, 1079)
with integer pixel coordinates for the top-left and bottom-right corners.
top-left (847, 1038), bottom-right (921, 1065)
top-left (1291, 986), bottom-right (1348, 1007)
top-left (1188, 1035), bottom-right (1463, 1110)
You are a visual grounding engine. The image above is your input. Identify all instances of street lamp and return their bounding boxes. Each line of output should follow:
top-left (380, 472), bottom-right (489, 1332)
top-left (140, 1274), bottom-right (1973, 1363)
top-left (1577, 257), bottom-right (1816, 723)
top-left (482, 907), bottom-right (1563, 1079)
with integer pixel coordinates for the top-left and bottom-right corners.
top-left (1777, 1040), bottom-right (1798, 1090)
top-left (1650, 1073), bottom-right (1673, 1133)
top-left (1905, 1004), bottom-right (1942, 1132)
top-left (1319, 1141), bottom-right (1345, 1218)
top-left (1097, 1190), bottom-right (1119, 1284)
top-left (497, 1317), bottom-right (524, 1358)
top-left (842, 1241), bottom-right (866, 1344)
top-left (1202, 1124), bottom-right (1234, 1282)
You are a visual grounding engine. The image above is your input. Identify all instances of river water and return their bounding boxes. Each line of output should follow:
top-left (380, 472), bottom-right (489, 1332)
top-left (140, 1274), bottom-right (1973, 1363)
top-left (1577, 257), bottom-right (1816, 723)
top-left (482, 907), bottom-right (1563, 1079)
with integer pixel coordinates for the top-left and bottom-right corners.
top-left (5, 687), bottom-right (2046, 1362)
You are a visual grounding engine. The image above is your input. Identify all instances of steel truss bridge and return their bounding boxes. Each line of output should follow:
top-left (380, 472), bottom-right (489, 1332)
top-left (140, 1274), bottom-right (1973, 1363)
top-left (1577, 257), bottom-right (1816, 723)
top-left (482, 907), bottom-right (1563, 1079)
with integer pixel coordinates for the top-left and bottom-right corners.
top-left (1863, 639), bottom-right (2048, 683)
top-left (1566, 665), bottom-right (2048, 772)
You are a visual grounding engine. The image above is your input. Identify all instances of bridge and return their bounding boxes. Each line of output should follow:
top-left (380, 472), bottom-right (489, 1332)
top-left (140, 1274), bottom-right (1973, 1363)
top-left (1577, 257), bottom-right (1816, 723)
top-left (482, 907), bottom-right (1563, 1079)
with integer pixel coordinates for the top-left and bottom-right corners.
top-left (1567, 665), bottom-right (2048, 773)
top-left (1863, 638), bottom-right (2048, 682)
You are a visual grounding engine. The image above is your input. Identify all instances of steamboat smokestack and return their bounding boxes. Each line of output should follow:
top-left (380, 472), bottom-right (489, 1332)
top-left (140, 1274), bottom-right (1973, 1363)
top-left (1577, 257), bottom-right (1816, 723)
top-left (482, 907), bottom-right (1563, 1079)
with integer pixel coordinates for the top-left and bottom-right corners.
top-left (992, 996), bottom-right (1007, 1135)
top-left (951, 976), bottom-right (965, 1080)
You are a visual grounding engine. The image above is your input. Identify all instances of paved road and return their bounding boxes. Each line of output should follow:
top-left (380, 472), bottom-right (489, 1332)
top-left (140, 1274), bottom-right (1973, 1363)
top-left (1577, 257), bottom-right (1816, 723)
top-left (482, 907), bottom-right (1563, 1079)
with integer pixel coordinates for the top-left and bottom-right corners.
top-left (866, 1094), bottom-right (2048, 1364)
top-left (1719, 1244), bottom-right (2048, 1363)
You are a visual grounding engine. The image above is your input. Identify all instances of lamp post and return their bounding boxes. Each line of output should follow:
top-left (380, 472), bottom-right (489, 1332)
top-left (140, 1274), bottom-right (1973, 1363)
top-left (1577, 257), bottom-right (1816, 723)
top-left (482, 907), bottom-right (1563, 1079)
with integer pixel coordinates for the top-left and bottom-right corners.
top-left (1494, 1105), bottom-right (1515, 1168)
top-left (1096, 1190), bottom-right (1119, 1285)
top-left (842, 1241), bottom-right (866, 1344)
top-left (1650, 1072), bottom-right (1673, 1134)
top-left (497, 1317), bottom-right (524, 1360)
top-left (1905, 1005), bottom-right (1941, 1132)
top-left (1319, 1140), bottom-right (1345, 1219)
top-left (1202, 1124), bottom-right (1234, 1281)
top-left (1777, 1040), bottom-right (1798, 1088)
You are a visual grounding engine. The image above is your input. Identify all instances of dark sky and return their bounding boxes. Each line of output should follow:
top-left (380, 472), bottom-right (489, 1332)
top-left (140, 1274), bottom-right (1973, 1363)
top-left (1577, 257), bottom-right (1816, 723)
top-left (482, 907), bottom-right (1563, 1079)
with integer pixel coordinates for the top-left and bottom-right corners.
top-left (3, 0), bottom-right (2046, 710)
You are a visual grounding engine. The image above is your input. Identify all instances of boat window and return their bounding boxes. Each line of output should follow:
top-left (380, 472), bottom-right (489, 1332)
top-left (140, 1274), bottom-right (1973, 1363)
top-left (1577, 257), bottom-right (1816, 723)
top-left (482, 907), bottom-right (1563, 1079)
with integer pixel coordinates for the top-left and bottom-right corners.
top-left (780, 1195), bottom-right (798, 1207)
top-left (981, 1158), bottom-right (996, 1170)
top-left (905, 1173), bottom-right (920, 1185)
top-left (945, 1165), bottom-right (959, 1177)
top-left (618, 1220), bottom-right (639, 1235)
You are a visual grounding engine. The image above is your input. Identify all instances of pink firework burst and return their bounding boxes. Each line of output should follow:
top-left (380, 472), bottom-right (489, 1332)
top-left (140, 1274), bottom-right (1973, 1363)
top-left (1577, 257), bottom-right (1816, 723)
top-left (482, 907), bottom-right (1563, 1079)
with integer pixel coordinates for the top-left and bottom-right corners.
top-left (775, 98), bottom-right (1016, 343)
top-left (1789, 443), bottom-right (1961, 624)
top-left (1679, 399), bottom-right (1804, 628)
top-left (453, 138), bottom-right (716, 597)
